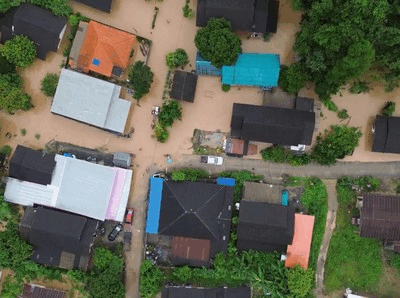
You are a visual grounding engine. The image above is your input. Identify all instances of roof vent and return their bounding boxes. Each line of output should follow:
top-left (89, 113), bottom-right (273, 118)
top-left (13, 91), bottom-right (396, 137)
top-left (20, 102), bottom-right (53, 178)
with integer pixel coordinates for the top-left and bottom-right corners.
top-left (92, 58), bottom-right (100, 66)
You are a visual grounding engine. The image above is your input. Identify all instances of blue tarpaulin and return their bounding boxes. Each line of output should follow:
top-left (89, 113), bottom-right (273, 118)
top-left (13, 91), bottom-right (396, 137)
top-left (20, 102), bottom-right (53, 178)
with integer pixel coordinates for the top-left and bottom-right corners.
top-left (146, 177), bottom-right (164, 233)
top-left (216, 177), bottom-right (236, 187)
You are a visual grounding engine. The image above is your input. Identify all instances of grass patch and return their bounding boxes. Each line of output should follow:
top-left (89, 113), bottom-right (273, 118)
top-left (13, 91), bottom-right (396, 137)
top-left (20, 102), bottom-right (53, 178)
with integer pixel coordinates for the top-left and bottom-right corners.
top-left (34, 133), bottom-right (40, 140)
top-left (20, 128), bottom-right (26, 136)
top-left (324, 177), bottom-right (384, 293)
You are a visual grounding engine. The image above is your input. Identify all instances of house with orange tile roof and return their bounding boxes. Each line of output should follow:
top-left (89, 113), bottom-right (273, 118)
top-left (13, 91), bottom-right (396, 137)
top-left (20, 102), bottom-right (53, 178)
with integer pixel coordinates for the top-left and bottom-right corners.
top-left (68, 20), bottom-right (136, 77)
top-left (285, 213), bottom-right (315, 269)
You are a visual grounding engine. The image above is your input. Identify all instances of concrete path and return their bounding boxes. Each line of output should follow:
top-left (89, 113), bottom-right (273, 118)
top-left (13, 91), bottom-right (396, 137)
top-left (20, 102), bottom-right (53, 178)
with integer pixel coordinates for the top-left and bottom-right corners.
top-left (315, 180), bottom-right (338, 298)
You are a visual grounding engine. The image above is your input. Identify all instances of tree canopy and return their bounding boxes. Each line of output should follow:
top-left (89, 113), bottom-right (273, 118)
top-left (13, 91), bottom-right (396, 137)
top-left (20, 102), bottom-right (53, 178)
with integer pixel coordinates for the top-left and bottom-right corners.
top-left (195, 18), bottom-right (242, 68)
top-left (0, 35), bottom-right (36, 68)
top-left (0, 0), bottom-right (72, 16)
top-left (159, 100), bottom-right (182, 127)
top-left (41, 73), bottom-right (59, 97)
top-left (166, 48), bottom-right (189, 69)
top-left (0, 74), bottom-right (32, 114)
top-left (128, 61), bottom-right (154, 100)
top-left (278, 63), bottom-right (307, 94)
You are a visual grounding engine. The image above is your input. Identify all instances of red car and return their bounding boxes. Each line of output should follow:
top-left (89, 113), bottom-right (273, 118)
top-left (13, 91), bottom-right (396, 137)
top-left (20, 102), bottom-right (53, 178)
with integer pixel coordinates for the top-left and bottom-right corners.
top-left (125, 208), bottom-right (135, 225)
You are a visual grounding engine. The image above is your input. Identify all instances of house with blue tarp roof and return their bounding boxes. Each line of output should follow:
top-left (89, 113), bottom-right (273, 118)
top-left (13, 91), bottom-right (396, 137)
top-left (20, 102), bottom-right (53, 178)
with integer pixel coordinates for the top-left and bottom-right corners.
top-left (222, 53), bottom-right (280, 88)
top-left (196, 52), bottom-right (222, 76)
top-left (146, 177), bottom-right (164, 234)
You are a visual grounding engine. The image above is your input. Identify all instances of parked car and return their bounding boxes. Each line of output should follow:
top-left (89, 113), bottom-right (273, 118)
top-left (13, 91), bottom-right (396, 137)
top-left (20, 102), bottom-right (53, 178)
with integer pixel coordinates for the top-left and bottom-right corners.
top-left (125, 208), bottom-right (135, 225)
top-left (200, 155), bottom-right (223, 165)
top-left (108, 223), bottom-right (123, 241)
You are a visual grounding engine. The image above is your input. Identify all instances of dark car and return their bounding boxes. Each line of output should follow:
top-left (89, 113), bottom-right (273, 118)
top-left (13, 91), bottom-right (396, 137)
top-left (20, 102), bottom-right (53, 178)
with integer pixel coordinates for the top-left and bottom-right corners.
top-left (108, 223), bottom-right (123, 241)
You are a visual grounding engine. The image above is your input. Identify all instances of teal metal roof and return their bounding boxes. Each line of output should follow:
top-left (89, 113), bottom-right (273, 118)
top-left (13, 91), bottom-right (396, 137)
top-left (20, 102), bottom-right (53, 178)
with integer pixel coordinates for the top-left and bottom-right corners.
top-left (222, 53), bottom-right (280, 88)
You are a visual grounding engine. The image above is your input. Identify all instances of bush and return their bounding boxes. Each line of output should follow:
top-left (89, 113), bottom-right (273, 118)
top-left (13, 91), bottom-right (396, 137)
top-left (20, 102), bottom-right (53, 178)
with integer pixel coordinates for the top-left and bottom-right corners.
top-left (40, 73), bottom-right (59, 97)
top-left (261, 145), bottom-right (292, 163)
top-left (140, 260), bottom-right (164, 298)
top-left (338, 109), bottom-right (349, 119)
top-left (195, 18), bottom-right (241, 68)
top-left (396, 184), bottom-right (400, 194)
top-left (278, 63), bottom-right (307, 94)
top-left (0, 195), bottom-right (11, 221)
top-left (171, 168), bottom-right (209, 182)
top-left (322, 99), bottom-right (338, 112)
top-left (288, 266), bottom-right (314, 297)
top-left (222, 84), bottom-right (231, 92)
top-left (182, 0), bottom-right (195, 18)
top-left (159, 100), bottom-right (182, 127)
top-left (171, 171), bottom-right (186, 181)
top-left (166, 48), bottom-right (189, 69)
top-left (20, 128), bottom-right (26, 136)
top-left (34, 134), bottom-right (40, 140)
top-left (0, 54), bottom-right (16, 74)
top-left (0, 145), bottom-right (12, 155)
top-left (128, 61), bottom-right (154, 100)
top-left (382, 101), bottom-right (396, 117)
top-left (0, 73), bottom-right (32, 114)
top-left (349, 80), bottom-right (370, 94)
top-left (1, 35), bottom-right (36, 68)
top-left (154, 123), bottom-right (169, 143)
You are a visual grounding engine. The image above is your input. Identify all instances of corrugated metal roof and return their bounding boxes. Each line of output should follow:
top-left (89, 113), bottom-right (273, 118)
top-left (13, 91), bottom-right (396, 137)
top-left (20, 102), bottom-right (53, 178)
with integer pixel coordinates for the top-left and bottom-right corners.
top-left (146, 177), bottom-right (164, 233)
top-left (170, 236), bottom-right (211, 267)
top-left (23, 284), bottom-right (66, 298)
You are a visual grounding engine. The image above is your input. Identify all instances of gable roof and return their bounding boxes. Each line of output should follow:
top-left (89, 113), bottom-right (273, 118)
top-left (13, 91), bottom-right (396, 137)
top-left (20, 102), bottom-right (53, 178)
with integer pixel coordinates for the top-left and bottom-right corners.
top-left (162, 285), bottom-right (252, 298)
top-left (158, 181), bottom-right (234, 256)
top-left (74, 0), bottom-right (113, 12)
top-left (20, 206), bottom-right (98, 270)
top-left (170, 71), bottom-right (198, 102)
top-left (196, 0), bottom-right (279, 34)
top-left (9, 145), bottom-right (56, 186)
top-left (360, 194), bottom-right (400, 241)
top-left (51, 69), bottom-right (131, 134)
top-left (0, 4), bottom-right (66, 60)
top-left (230, 103), bottom-right (315, 145)
top-left (222, 53), bottom-right (280, 88)
top-left (75, 21), bottom-right (135, 77)
top-left (237, 200), bottom-right (294, 252)
top-left (372, 115), bottom-right (400, 154)
top-left (23, 284), bottom-right (66, 298)
top-left (285, 214), bottom-right (315, 269)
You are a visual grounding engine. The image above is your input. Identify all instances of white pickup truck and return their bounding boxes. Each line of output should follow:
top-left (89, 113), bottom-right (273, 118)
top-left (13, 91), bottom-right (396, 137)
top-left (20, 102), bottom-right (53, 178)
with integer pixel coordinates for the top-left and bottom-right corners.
top-left (200, 155), bottom-right (223, 165)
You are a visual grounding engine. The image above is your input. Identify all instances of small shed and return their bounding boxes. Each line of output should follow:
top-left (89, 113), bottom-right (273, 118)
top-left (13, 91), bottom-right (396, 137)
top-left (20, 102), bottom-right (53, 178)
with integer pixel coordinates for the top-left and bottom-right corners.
top-left (196, 52), bottom-right (222, 76)
top-left (170, 71), bottom-right (198, 102)
top-left (113, 152), bottom-right (131, 168)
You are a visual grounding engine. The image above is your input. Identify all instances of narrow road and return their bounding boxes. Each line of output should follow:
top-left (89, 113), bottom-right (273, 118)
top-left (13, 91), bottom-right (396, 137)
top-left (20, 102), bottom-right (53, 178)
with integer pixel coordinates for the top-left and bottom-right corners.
top-left (315, 180), bottom-right (338, 297)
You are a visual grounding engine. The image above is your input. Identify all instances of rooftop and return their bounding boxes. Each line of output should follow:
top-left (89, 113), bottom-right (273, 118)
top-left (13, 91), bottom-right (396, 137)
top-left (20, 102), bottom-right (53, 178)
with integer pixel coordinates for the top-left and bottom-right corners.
top-left (243, 181), bottom-right (283, 204)
top-left (170, 71), bottom-right (198, 102)
top-left (162, 285), bottom-right (252, 298)
top-left (372, 115), bottom-right (400, 154)
top-left (23, 284), bottom-right (66, 298)
top-left (74, 0), bottom-right (114, 12)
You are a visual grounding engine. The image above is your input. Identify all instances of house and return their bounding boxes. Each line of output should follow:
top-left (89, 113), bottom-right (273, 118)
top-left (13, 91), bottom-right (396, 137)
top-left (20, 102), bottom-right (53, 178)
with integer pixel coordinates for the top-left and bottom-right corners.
top-left (20, 206), bottom-right (98, 270)
top-left (170, 71), bottom-right (198, 102)
top-left (5, 145), bottom-right (132, 222)
top-left (237, 200), bottom-right (294, 252)
top-left (162, 285), bottom-right (252, 298)
top-left (230, 103), bottom-right (315, 146)
top-left (243, 181), bottom-right (283, 204)
top-left (196, 0), bottom-right (279, 34)
top-left (372, 115), bottom-right (400, 154)
top-left (0, 4), bottom-right (67, 60)
top-left (68, 20), bottom-right (136, 77)
top-left (23, 284), bottom-right (66, 298)
top-left (360, 194), bottom-right (400, 242)
top-left (222, 53), bottom-right (280, 88)
top-left (285, 214), bottom-right (315, 269)
top-left (146, 178), bottom-right (234, 256)
top-left (74, 0), bottom-right (113, 13)
top-left (51, 69), bottom-right (131, 134)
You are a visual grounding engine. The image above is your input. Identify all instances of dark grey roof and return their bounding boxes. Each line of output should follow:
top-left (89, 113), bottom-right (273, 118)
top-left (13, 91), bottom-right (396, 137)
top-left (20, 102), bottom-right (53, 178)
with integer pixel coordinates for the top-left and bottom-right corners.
top-left (20, 206), bottom-right (98, 270)
top-left (158, 181), bottom-right (234, 256)
top-left (9, 145), bottom-right (56, 186)
top-left (74, 0), bottom-right (113, 13)
top-left (360, 194), bottom-right (400, 241)
top-left (170, 71), bottom-right (198, 102)
top-left (237, 200), bottom-right (294, 252)
top-left (230, 103), bottom-right (315, 145)
top-left (196, 0), bottom-right (279, 34)
top-left (162, 286), bottom-right (251, 298)
top-left (0, 4), bottom-right (67, 60)
top-left (23, 284), bottom-right (66, 298)
top-left (372, 115), bottom-right (400, 154)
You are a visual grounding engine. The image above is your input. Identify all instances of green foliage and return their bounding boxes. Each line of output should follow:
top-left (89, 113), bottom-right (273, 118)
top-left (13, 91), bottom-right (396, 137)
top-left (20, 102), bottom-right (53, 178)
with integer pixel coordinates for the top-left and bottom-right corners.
top-left (389, 252), bottom-right (400, 274)
top-left (278, 63), bottom-right (307, 94)
top-left (128, 61), bottom-right (154, 100)
top-left (0, 73), bottom-right (32, 114)
top-left (312, 125), bottom-right (362, 166)
top-left (0, 195), bottom-right (11, 221)
top-left (322, 99), bottom-right (338, 112)
top-left (172, 266), bottom-right (193, 283)
top-left (1, 276), bottom-right (23, 298)
top-left (166, 48), bottom-right (189, 68)
top-left (182, 0), bottom-right (194, 18)
top-left (140, 260), bottom-right (164, 298)
top-left (20, 128), bottom-right (26, 136)
top-left (0, 145), bottom-right (12, 155)
top-left (93, 247), bottom-right (124, 271)
top-left (63, 13), bottom-right (89, 58)
top-left (171, 168), bottom-right (209, 182)
top-left (382, 101), bottom-right (396, 117)
top-left (0, 0), bottom-right (72, 17)
top-left (0, 54), bottom-right (16, 74)
top-left (396, 184), bottom-right (400, 194)
top-left (195, 18), bottom-right (242, 68)
top-left (41, 73), bottom-right (59, 97)
top-left (1, 35), bottom-right (36, 68)
top-left (324, 178), bottom-right (384, 292)
top-left (159, 100), bottom-right (182, 127)
top-left (288, 266), bottom-right (314, 297)
top-left (34, 133), bottom-right (40, 140)
top-left (154, 123), bottom-right (169, 143)
top-left (261, 145), bottom-right (312, 166)
top-left (221, 84), bottom-right (231, 92)
top-left (349, 80), bottom-right (370, 94)
top-left (337, 109), bottom-right (349, 119)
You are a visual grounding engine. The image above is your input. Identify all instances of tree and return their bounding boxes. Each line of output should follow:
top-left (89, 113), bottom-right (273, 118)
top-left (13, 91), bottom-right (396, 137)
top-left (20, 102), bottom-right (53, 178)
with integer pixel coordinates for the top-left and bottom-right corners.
top-left (40, 73), bottom-right (59, 97)
top-left (0, 195), bottom-right (11, 221)
top-left (128, 61), bottom-right (154, 100)
top-left (140, 260), bottom-right (164, 298)
top-left (312, 125), bottom-right (362, 166)
top-left (159, 100), bottom-right (182, 127)
top-left (382, 101), bottom-right (396, 117)
top-left (166, 48), bottom-right (189, 69)
top-left (0, 35), bottom-right (36, 68)
top-left (195, 18), bottom-right (242, 68)
top-left (0, 54), bottom-right (16, 75)
top-left (349, 80), bottom-right (370, 94)
top-left (287, 266), bottom-right (314, 297)
top-left (154, 123), bottom-right (169, 143)
top-left (278, 63), bottom-right (307, 94)
top-left (0, 74), bottom-right (32, 113)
